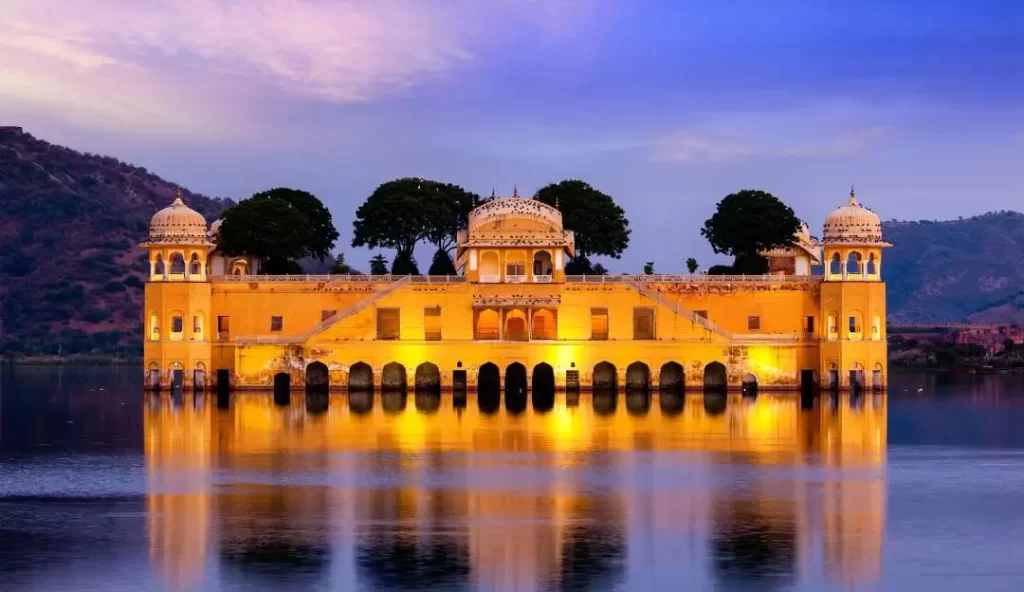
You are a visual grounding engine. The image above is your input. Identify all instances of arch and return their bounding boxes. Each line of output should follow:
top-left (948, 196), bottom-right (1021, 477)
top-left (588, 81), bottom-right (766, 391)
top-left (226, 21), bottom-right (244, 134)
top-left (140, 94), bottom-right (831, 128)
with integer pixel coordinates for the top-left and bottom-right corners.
top-left (154, 254), bottom-right (165, 277)
top-left (475, 309), bottom-right (500, 340)
top-left (626, 362), bottom-right (650, 391)
top-left (147, 362), bottom-right (161, 389)
top-left (149, 313), bottom-right (160, 340)
top-left (170, 252), bottom-right (186, 275)
top-left (382, 362), bottom-right (407, 391)
top-left (189, 253), bottom-right (202, 276)
top-left (274, 372), bottom-right (291, 397)
top-left (348, 362), bottom-right (373, 391)
top-left (193, 361), bottom-right (207, 390)
top-left (533, 251), bottom-right (553, 276)
top-left (505, 362), bottom-right (527, 397)
top-left (829, 252), bottom-right (842, 276)
top-left (478, 362), bottom-right (500, 392)
top-left (593, 361), bottom-right (618, 392)
top-left (504, 309), bottom-right (528, 341)
top-left (479, 251), bottom-right (500, 281)
top-left (306, 361), bottom-right (329, 391)
top-left (414, 362), bottom-right (441, 392)
top-left (192, 311), bottom-right (205, 340)
top-left (848, 311), bottom-right (863, 339)
top-left (531, 309), bottom-right (556, 340)
top-left (231, 259), bottom-right (247, 276)
top-left (849, 362), bottom-right (865, 391)
top-left (703, 361), bottom-right (727, 392)
top-left (505, 250), bottom-right (527, 278)
top-left (846, 251), bottom-right (863, 274)
top-left (826, 312), bottom-right (839, 340)
top-left (866, 253), bottom-right (878, 275)
top-left (872, 362), bottom-right (884, 391)
top-left (169, 361), bottom-right (185, 390)
top-left (532, 362), bottom-right (555, 411)
top-left (741, 373), bottom-right (758, 396)
top-left (659, 361), bottom-right (684, 393)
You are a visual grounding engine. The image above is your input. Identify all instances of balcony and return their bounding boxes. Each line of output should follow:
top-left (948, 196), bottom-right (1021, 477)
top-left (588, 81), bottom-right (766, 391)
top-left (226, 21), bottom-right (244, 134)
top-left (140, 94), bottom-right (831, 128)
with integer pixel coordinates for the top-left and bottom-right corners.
top-left (504, 330), bottom-right (529, 342)
top-left (531, 328), bottom-right (557, 341)
top-left (480, 274), bottom-right (501, 284)
top-left (474, 329), bottom-right (500, 340)
top-left (533, 274), bottom-right (552, 283)
top-left (506, 274), bottom-right (526, 284)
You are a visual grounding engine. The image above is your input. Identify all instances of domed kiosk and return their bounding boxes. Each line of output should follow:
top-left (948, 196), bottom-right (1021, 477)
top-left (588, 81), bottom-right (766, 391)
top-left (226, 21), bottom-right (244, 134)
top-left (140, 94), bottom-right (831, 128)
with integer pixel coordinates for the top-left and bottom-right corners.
top-left (820, 187), bottom-right (890, 281)
top-left (141, 191), bottom-right (213, 282)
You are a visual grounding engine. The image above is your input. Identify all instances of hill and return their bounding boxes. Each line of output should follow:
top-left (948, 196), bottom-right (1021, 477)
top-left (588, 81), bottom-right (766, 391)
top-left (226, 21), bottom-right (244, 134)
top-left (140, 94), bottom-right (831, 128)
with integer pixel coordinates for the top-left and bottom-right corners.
top-left (883, 212), bottom-right (1024, 323)
top-left (0, 127), bottom-right (233, 356)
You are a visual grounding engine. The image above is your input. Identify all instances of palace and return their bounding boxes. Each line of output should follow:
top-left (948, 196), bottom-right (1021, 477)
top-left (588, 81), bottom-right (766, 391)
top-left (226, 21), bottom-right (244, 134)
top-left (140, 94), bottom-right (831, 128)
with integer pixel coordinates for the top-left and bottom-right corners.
top-left (141, 189), bottom-right (889, 392)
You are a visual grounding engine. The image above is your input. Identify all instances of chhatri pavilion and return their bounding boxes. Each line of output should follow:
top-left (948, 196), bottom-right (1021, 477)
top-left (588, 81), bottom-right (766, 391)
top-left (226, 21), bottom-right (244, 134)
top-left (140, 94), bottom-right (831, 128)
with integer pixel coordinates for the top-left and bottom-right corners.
top-left (141, 189), bottom-right (888, 393)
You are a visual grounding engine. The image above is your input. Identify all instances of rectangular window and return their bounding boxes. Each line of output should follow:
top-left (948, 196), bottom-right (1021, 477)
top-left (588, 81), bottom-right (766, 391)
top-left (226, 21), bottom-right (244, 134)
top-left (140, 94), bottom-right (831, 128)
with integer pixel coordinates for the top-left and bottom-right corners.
top-left (193, 316), bottom-right (202, 333)
top-left (804, 316), bottom-right (815, 334)
top-left (849, 316), bottom-right (859, 333)
top-left (633, 307), bottom-right (656, 340)
top-left (424, 306), bottom-right (442, 341)
top-left (270, 316), bottom-right (283, 332)
top-left (377, 308), bottom-right (400, 340)
top-left (172, 316), bottom-right (183, 333)
top-left (217, 315), bottom-right (230, 336)
top-left (747, 316), bottom-right (761, 331)
top-left (321, 309), bottom-right (337, 322)
top-left (590, 308), bottom-right (609, 340)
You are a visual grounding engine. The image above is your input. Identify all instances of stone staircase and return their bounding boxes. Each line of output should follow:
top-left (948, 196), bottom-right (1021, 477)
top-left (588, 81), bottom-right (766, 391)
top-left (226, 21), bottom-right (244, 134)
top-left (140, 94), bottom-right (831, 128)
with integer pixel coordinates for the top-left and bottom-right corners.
top-left (624, 278), bottom-right (734, 340)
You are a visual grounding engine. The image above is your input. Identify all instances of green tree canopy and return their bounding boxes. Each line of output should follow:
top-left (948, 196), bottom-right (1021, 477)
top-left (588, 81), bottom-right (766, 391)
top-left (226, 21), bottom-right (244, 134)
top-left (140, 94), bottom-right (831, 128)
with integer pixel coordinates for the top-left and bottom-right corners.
top-left (369, 254), bottom-right (389, 275)
top-left (391, 251), bottom-right (419, 275)
top-left (428, 248), bottom-right (457, 275)
top-left (643, 261), bottom-right (655, 275)
top-left (249, 187), bottom-right (339, 261)
top-left (330, 252), bottom-right (360, 274)
top-left (534, 180), bottom-right (631, 261)
top-left (352, 178), bottom-right (482, 261)
top-left (686, 257), bottom-right (699, 274)
top-left (700, 189), bottom-right (801, 274)
top-left (218, 198), bottom-right (317, 273)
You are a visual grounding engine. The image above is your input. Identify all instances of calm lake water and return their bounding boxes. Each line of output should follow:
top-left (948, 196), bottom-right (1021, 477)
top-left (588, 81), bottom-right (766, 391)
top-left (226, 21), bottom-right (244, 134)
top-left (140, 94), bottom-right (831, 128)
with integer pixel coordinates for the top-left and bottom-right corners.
top-left (2, 367), bottom-right (1024, 591)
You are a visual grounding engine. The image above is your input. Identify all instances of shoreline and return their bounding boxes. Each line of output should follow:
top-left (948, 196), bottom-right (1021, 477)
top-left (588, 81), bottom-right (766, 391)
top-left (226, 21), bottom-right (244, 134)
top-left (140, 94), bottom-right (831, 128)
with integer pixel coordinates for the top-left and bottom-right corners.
top-left (2, 355), bottom-right (142, 366)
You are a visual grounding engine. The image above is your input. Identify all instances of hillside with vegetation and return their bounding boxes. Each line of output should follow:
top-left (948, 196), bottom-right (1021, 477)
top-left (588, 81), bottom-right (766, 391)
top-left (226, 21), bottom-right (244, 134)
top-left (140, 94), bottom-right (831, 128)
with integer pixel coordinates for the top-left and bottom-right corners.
top-left (0, 127), bottom-right (232, 356)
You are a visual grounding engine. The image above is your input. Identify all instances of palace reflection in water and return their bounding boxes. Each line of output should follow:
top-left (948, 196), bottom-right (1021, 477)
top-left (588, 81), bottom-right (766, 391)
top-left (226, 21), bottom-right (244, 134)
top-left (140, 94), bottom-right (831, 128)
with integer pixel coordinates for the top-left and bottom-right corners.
top-left (143, 390), bottom-right (885, 590)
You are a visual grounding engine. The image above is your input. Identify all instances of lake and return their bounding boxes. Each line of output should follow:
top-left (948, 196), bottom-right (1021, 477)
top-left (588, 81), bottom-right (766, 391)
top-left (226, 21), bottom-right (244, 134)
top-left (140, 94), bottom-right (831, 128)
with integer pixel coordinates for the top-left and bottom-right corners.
top-left (2, 367), bottom-right (1024, 591)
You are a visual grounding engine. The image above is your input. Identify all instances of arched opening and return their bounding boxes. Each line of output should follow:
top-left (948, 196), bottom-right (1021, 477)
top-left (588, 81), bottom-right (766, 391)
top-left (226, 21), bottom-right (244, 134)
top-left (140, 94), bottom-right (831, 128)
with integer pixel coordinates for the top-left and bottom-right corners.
top-left (829, 252), bottom-right (841, 277)
top-left (531, 309), bottom-right (557, 340)
top-left (872, 363), bottom-right (884, 391)
top-left (149, 313), bottom-right (160, 341)
top-left (850, 362), bottom-right (865, 392)
top-left (169, 362), bottom-right (184, 390)
top-left (193, 362), bottom-right (207, 391)
top-left (231, 259), bottom-right (247, 276)
top-left (192, 312), bottom-right (205, 340)
top-left (846, 252), bottom-right (863, 275)
top-left (189, 253), bottom-right (202, 276)
top-left (170, 252), bottom-right (186, 275)
top-left (274, 372), bottom-right (291, 402)
top-left (593, 361), bottom-right (618, 393)
top-left (625, 362), bottom-right (650, 392)
top-left (848, 312), bottom-right (863, 340)
top-left (475, 309), bottom-right (500, 340)
top-left (348, 362), bottom-right (373, 392)
top-left (826, 312), bottom-right (839, 340)
top-left (866, 253), bottom-right (877, 276)
top-left (871, 315), bottom-right (881, 341)
top-left (479, 251), bottom-right (500, 282)
top-left (382, 362), bottom-right (407, 392)
top-left (533, 251), bottom-right (553, 277)
top-left (147, 362), bottom-right (161, 390)
top-left (532, 363), bottom-right (555, 411)
top-left (659, 362), bottom-right (684, 394)
top-left (153, 254), bottom-right (165, 278)
top-left (504, 309), bottom-right (528, 341)
top-left (741, 373), bottom-right (758, 396)
top-left (478, 362), bottom-right (500, 413)
top-left (703, 361), bottom-right (727, 392)
top-left (505, 251), bottom-right (527, 281)
top-left (414, 362), bottom-right (441, 393)
top-left (306, 361), bottom-right (329, 392)
top-left (505, 362), bottom-right (527, 413)
top-left (828, 362), bottom-right (840, 393)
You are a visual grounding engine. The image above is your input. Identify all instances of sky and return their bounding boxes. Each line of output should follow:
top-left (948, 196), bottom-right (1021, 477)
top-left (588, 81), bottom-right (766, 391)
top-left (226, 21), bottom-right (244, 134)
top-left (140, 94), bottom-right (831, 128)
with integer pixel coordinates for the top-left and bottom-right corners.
top-left (3, 0), bottom-right (1024, 272)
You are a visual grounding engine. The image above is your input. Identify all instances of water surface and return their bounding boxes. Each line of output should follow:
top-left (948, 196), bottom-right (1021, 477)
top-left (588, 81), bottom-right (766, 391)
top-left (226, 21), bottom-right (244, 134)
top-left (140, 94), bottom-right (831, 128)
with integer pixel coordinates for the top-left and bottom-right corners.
top-left (2, 366), bottom-right (1024, 590)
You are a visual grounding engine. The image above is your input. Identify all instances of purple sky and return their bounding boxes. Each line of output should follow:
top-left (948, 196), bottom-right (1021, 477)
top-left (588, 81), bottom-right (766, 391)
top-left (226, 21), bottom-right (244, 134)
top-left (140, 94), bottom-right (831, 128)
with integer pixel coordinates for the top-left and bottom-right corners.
top-left (3, 0), bottom-right (1024, 272)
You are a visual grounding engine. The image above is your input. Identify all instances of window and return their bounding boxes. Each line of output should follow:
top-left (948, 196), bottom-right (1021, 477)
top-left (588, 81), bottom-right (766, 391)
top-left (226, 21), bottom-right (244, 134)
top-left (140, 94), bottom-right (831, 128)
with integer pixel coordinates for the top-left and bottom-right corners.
top-left (217, 316), bottom-right (230, 336)
top-left (804, 316), bottom-right (815, 334)
top-left (633, 307), bottom-right (655, 340)
top-left (424, 306), bottom-right (442, 341)
top-left (695, 310), bottom-right (708, 320)
top-left (192, 315), bottom-right (204, 338)
top-left (150, 314), bottom-right (160, 340)
top-left (747, 316), bottom-right (761, 331)
top-left (590, 308), bottom-right (609, 340)
top-left (321, 309), bottom-right (337, 322)
top-left (849, 316), bottom-right (859, 333)
top-left (377, 308), bottom-right (400, 340)
top-left (172, 316), bottom-right (183, 333)
top-left (270, 316), bottom-right (283, 332)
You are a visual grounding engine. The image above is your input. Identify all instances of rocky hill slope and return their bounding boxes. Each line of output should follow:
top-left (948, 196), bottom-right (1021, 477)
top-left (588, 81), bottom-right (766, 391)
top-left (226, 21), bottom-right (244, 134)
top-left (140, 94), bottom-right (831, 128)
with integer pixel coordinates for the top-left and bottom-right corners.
top-left (0, 127), bottom-right (232, 355)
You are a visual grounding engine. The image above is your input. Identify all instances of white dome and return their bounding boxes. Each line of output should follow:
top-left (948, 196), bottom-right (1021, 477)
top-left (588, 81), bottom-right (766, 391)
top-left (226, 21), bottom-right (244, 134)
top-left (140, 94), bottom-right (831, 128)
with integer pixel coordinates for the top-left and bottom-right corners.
top-left (822, 189), bottom-right (884, 244)
top-left (147, 193), bottom-right (210, 244)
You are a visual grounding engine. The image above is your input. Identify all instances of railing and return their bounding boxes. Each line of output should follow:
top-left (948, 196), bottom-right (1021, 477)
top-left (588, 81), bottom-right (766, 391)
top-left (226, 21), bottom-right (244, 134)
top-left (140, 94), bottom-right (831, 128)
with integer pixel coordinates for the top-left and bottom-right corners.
top-left (506, 274), bottom-right (526, 284)
top-left (624, 278), bottom-right (734, 340)
top-left (565, 274), bottom-right (820, 284)
top-left (534, 274), bottom-right (552, 283)
top-left (474, 329), bottom-right (500, 340)
top-left (211, 274), bottom-right (465, 283)
top-left (531, 330), bottom-right (557, 341)
top-left (504, 330), bottom-right (529, 342)
top-left (479, 274), bottom-right (501, 284)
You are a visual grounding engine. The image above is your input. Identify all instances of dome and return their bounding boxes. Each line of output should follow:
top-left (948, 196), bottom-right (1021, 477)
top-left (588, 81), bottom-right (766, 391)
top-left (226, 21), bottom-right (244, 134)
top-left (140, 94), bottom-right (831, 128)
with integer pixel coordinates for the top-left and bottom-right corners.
top-left (147, 192), bottom-right (210, 244)
top-left (822, 189), bottom-right (884, 244)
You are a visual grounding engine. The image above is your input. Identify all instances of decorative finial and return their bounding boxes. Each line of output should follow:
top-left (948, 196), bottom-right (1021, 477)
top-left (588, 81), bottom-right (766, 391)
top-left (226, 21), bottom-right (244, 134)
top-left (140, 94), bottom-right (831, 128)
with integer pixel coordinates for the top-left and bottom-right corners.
top-left (490, 187), bottom-right (496, 200)
top-left (512, 185), bottom-right (519, 198)
top-left (172, 187), bottom-right (184, 206)
top-left (848, 184), bottom-right (859, 206)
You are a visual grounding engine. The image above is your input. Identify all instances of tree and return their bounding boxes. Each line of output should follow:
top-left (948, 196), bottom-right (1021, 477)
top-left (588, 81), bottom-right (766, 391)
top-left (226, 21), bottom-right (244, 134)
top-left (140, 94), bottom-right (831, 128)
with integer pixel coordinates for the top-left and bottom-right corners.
top-left (391, 251), bottom-right (419, 275)
top-left (592, 263), bottom-right (608, 276)
top-left (330, 253), bottom-right (353, 274)
top-left (700, 190), bottom-right (801, 275)
top-left (643, 261), bottom-right (655, 275)
top-left (218, 198), bottom-right (317, 273)
top-left (534, 180), bottom-right (631, 265)
top-left (686, 257), bottom-right (699, 274)
top-left (249, 187), bottom-right (339, 261)
top-left (428, 248), bottom-right (457, 275)
top-left (369, 254), bottom-right (389, 275)
top-left (352, 178), bottom-right (481, 264)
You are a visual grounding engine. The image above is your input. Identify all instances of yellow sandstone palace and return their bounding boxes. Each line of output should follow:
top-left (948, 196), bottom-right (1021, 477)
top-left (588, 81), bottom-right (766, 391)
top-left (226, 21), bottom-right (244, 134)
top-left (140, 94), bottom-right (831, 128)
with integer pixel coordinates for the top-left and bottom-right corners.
top-left (142, 189), bottom-right (889, 393)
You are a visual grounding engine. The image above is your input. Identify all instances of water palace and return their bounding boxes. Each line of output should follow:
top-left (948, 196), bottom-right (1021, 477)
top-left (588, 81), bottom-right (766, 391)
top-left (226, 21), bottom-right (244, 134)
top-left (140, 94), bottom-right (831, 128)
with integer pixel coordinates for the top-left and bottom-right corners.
top-left (141, 189), bottom-right (889, 394)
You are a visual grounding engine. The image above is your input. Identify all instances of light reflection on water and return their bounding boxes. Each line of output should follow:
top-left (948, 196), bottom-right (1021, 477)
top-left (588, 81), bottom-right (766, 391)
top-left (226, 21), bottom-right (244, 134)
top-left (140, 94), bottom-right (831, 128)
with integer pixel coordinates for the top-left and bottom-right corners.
top-left (5, 367), bottom-right (1024, 590)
